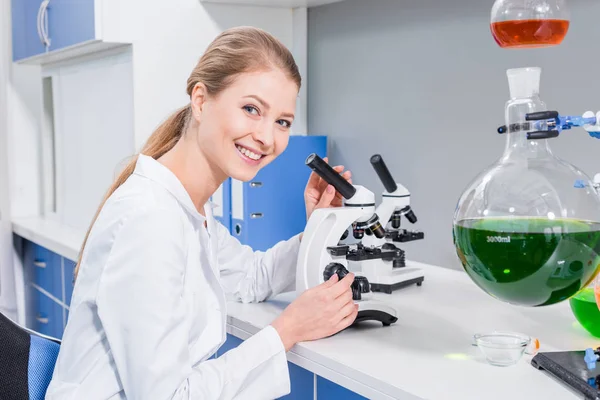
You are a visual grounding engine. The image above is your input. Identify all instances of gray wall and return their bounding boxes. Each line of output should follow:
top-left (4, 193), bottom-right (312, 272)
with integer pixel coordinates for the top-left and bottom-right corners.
top-left (308, 0), bottom-right (600, 270)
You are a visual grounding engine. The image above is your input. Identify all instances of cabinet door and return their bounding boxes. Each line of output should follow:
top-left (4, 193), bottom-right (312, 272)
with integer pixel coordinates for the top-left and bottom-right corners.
top-left (11, 0), bottom-right (46, 61)
top-left (31, 244), bottom-right (63, 301)
top-left (241, 136), bottom-right (327, 251)
top-left (316, 376), bottom-right (367, 399)
top-left (47, 0), bottom-right (96, 52)
top-left (32, 287), bottom-right (64, 339)
top-left (279, 363), bottom-right (314, 399)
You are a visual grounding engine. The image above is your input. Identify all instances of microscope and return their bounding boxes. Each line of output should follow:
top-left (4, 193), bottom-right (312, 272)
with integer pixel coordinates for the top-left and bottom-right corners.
top-left (296, 153), bottom-right (423, 326)
top-left (352, 155), bottom-right (425, 294)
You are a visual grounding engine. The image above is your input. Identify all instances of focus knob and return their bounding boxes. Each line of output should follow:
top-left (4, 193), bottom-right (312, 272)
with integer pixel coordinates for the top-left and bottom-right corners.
top-left (354, 276), bottom-right (371, 293)
top-left (323, 262), bottom-right (349, 282)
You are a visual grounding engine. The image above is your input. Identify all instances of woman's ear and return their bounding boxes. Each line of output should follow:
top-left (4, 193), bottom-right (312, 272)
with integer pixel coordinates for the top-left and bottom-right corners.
top-left (191, 82), bottom-right (208, 123)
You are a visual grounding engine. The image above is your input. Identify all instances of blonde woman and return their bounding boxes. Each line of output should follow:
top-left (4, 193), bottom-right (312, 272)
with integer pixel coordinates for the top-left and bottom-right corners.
top-left (45, 26), bottom-right (357, 400)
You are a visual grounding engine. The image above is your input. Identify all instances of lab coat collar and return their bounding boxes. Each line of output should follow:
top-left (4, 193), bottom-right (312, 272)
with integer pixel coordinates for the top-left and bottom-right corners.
top-left (134, 154), bottom-right (213, 222)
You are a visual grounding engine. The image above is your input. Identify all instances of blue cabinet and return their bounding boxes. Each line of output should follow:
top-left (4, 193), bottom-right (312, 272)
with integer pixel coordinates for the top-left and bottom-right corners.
top-left (316, 376), bottom-right (368, 399)
top-left (231, 135), bottom-right (327, 251)
top-left (11, 0), bottom-right (46, 61)
top-left (46, 0), bottom-right (95, 52)
top-left (21, 238), bottom-right (76, 338)
top-left (11, 0), bottom-right (101, 62)
top-left (281, 363), bottom-right (314, 399)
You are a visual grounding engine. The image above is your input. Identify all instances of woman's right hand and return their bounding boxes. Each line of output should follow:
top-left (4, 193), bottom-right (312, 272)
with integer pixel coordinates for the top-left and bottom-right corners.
top-left (271, 273), bottom-right (358, 351)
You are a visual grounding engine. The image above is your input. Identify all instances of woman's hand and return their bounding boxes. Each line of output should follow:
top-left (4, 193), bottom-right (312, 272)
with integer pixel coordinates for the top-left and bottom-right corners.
top-left (304, 157), bottom-right (352, 221)
top-left (271, 273), bottom-right (358, 351)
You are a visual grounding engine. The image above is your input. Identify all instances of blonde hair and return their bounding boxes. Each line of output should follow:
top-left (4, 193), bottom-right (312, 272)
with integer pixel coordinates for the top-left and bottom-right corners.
top-left (74, 26), bottom-right (301, 278)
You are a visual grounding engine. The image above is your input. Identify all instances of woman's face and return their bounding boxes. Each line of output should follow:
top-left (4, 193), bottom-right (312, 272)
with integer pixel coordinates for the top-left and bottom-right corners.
top-left (191, 69), bottom-right (298, 182)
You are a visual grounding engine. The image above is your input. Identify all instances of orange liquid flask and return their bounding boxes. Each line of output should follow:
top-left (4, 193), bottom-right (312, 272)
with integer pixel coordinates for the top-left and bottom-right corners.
top-left (491, 0), bottom-right (570, 49)
top-left (491, 19), bottom-right (569, 48)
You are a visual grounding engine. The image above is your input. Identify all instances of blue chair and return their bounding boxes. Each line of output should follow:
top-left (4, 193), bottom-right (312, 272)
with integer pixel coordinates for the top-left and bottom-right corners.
top-left (0, 311), bottom-right (60, 400)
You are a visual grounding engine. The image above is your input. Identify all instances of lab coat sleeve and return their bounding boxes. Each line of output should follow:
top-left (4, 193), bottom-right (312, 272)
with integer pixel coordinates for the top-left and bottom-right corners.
top-left (96, 208), bottom-right (291, 400)
top-left (215, 220), bottom-right (301, 303)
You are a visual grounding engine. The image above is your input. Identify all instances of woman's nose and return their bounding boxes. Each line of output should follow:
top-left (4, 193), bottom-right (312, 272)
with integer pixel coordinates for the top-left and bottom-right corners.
top-left (252, 125), bottom-right (275, 149)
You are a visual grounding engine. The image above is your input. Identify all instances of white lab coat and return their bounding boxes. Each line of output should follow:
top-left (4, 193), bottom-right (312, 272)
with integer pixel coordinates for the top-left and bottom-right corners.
top-left (45, 154), bottom-right (301, 400)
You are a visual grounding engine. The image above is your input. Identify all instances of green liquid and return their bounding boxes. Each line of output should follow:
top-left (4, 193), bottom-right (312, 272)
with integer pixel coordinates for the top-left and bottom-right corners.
top-left (569, 288), bottom-right (600, 338)
top-left (453, 217), bottom-right (600, 306)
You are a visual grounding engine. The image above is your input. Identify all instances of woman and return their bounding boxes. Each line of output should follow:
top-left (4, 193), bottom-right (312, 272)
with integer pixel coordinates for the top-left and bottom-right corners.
top-left (45, 26), bottom-right (358, 400)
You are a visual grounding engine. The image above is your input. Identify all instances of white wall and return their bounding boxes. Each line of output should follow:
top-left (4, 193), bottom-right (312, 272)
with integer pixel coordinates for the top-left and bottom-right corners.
top-left (1, 0), bottom-right (19, 321)
top-left (100, 0), bottom-right (297, 150)
top-left (308, 0), bottom-right (600, 270)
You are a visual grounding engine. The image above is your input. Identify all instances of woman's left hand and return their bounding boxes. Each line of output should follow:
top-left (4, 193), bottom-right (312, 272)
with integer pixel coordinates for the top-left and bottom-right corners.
top-left (304, 157), bottom-right (352, 221)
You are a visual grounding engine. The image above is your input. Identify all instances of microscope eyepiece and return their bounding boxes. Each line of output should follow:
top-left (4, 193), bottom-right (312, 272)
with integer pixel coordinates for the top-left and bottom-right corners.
top-left (306, 153), bottom-right (356, 199)
top-left (370, 154), bottom-right (397, 193)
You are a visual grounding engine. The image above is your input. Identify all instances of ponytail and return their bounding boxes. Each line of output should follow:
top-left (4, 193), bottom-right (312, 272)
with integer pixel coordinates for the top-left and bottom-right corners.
top-left (74, 105), bottom-right (191, 279)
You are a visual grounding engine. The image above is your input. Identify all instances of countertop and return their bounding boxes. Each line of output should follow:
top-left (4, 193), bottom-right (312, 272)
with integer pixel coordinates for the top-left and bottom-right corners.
top-left (12, 217), bottom-right (598, 399)
top-left (225, 261), bottom-right (599, 400)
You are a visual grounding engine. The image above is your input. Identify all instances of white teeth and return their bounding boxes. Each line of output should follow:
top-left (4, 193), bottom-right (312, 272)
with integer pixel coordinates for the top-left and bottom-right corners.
top-left (236, 145), bottom-right (262, 161)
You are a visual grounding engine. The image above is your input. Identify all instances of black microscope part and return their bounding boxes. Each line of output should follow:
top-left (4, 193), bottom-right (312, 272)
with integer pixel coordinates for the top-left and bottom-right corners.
top-left (323, 262), bottom-right (349, 282)
top-left (386, 229), bottom-right (424, 243)
top-left (391, 212), bottom-right (401, 229)
top-left (354, 276), bottom-right (371, 293)
top-left (370, 154), bottom-right (398, 193)
top-left (340, 228), bottom-right (349, 241)
top-left (367, 214), bottom-right (386, 239)
top-left (402, 206), bottom-right (417, 224)
top-left (305, 153), bottom-right (356, 199)
top-left (327, 245), bottom-right (350, 257)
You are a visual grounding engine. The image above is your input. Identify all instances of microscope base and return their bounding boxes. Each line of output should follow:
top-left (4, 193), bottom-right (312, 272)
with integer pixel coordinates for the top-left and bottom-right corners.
top-left (352, 300), bottom-right (398, 327)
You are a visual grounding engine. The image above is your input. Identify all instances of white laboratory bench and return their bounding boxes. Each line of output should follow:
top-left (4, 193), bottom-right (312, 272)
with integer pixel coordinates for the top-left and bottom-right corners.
top-left (225, 261), bottom-right (598, 400)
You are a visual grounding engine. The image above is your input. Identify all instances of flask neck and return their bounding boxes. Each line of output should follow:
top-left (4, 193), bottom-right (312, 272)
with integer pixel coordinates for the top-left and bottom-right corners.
top-left (502, 95), bottom-right (553, 160)
top-left (502, 132), bottom-right (554, 160)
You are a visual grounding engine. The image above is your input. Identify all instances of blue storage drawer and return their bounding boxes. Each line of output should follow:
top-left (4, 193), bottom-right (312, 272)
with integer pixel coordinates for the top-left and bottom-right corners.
top-left (30, 243), bottom-right (63, 302)
top-left (30, 287), bottom-right (64, 339)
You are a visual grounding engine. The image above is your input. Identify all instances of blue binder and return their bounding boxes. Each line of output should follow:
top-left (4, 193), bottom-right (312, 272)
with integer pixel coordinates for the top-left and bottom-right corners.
top-left (227, 135), bottom-right (327, 251)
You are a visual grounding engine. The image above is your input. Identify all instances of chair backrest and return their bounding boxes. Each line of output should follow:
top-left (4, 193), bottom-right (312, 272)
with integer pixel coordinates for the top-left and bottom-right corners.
top-left (0, 312), bottom-right (60, 400)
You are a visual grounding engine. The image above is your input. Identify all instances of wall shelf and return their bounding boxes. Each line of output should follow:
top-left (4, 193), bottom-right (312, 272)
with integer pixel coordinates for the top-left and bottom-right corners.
top-left (199, 0), bottom-right (346, 7)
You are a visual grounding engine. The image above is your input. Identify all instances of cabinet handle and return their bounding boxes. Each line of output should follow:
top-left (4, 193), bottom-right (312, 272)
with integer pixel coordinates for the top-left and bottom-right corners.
top-left (39, 0), bottom-right (51, 49)
top-left (249, 182), bottom-right (263, 188)
top-left (250, 213), bottom-right (263, 219)
top-left (36, 1), bottom-right (45, 45)
top-left (33, 260), bottom-right (47, 268)
top-left (36, 314), bottom-right (49, 324)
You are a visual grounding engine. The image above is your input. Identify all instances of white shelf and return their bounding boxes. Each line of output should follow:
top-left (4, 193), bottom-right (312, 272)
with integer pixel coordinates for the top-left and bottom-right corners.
top-left (16, 40), bottom-right (130, 66)
top-left (12, 216), bottom-right (84, 261)
top-left (199, 0), bottom-right (346, 7)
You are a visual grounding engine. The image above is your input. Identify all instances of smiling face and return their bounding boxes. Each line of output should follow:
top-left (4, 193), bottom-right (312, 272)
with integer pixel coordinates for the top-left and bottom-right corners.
top-left (190, 69), bottom-right (298, 182)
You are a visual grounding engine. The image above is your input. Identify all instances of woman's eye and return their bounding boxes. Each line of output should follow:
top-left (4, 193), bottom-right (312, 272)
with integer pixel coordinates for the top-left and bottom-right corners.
top-left (243, 105), bottom-right (259, 115)
top-left (277, 120), bottom-right (292, 128)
